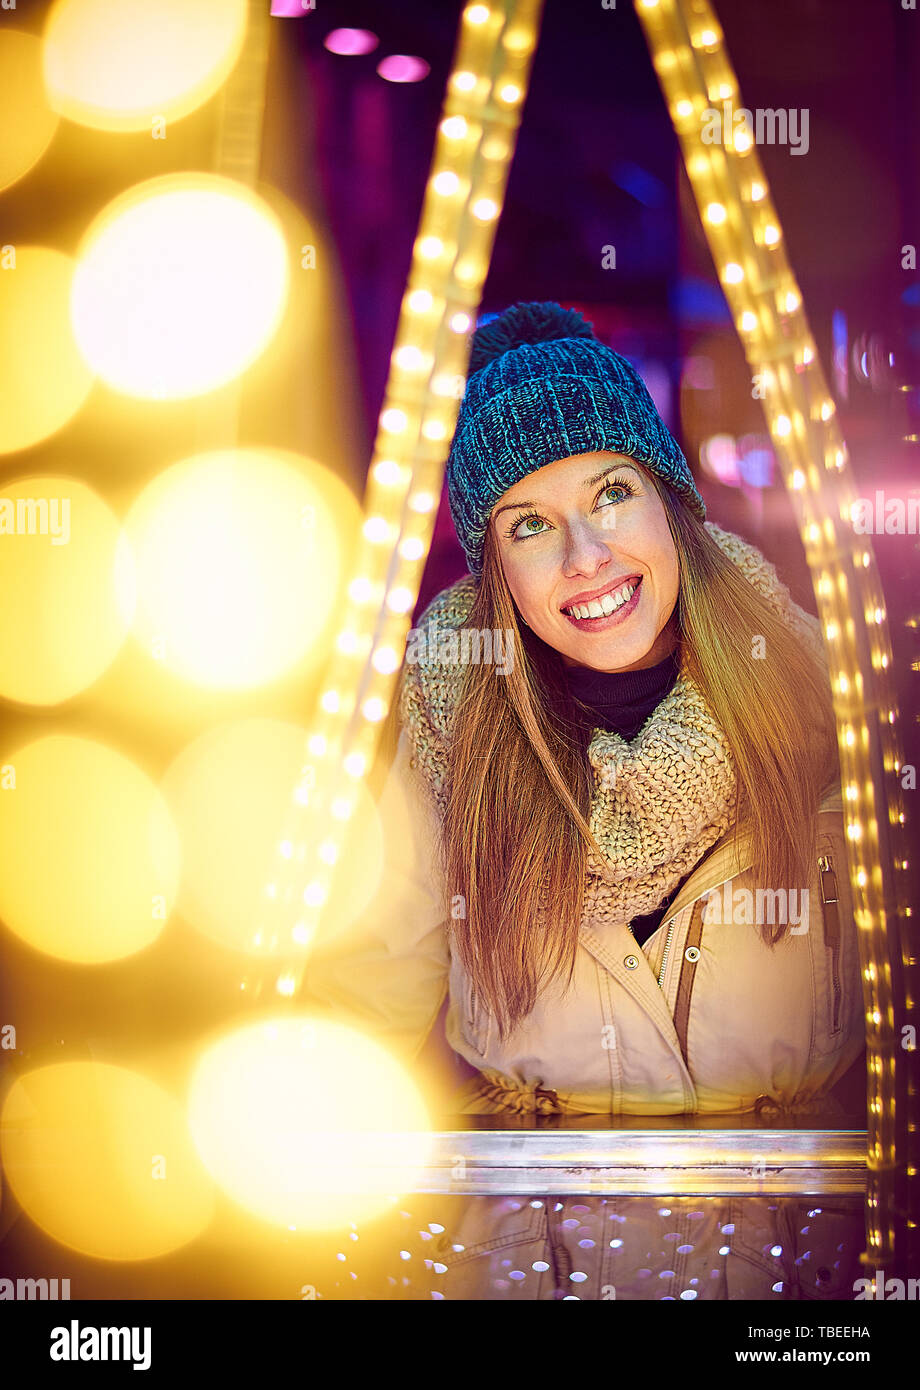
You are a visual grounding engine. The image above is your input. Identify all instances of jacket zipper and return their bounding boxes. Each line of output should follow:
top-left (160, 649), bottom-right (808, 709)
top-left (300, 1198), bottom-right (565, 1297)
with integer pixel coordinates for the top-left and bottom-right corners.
top-left (657, 917), bottom-right (678, 990)
top-left (818, 852), bottom-right (841, 1033)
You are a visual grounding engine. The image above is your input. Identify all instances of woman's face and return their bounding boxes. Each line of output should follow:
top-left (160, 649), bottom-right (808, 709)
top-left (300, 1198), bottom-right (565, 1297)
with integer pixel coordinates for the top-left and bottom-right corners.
top-left (491, 451), bottom-right (681, 673)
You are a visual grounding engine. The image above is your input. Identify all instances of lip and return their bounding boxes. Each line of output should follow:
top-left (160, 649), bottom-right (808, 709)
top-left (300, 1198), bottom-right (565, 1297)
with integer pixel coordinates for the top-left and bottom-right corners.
top-left (561, 576), bottom-right (642, 631)
top-left (560, 574), bottom-right (642, 612)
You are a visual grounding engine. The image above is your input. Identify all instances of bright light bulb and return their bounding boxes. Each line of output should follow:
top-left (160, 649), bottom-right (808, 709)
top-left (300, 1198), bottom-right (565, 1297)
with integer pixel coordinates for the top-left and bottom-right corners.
top-left (363, 516), bottom-right (391, 543)
top-left (348, 577), bottom-right (373, 603)
top-left (386, 586), bottom-right (415, 613)
top-left (393, 345), bottom-right (425, 370)
top-left (372, 647), bottom-right (400, 675)
top-left (471, 198), bottom-right (498, 222)
top-left (380, 408), bottom-right (407, 433)
top-left (440, 116), bottom-right (467, 139)
top-left (373, 459), bottom-right (404, 486)
top-left (432, 171), bottom-right (460, 196)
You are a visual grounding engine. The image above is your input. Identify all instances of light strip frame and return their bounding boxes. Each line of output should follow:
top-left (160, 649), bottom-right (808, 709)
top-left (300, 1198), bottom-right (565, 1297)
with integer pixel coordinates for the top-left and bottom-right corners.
top-left (634, 0), bottom-right (913, 1271)
top-left (258, 1), bottom-right (545, 989)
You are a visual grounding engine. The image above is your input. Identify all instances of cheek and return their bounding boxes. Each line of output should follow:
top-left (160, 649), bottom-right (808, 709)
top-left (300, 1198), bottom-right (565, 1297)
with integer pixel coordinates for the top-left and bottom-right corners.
top-left (641, 521), bottom-right (679, 599)
top-left (502, 553), bottom-right (555, 618)
top-left (657, 544), bottom-right (680, 606)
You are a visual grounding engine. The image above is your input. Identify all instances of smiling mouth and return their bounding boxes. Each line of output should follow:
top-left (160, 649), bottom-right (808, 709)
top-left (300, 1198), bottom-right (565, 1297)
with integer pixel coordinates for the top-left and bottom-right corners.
top-left (560, 577), bottom-right (641, 620)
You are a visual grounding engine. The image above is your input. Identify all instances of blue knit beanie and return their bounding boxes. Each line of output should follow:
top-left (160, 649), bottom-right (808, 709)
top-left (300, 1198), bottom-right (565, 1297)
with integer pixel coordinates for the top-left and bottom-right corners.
top-left (446, 301), bottom-right (705, 580)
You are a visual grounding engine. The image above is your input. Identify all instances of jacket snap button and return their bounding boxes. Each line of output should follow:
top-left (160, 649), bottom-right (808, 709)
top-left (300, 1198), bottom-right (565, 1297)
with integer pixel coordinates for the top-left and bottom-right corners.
top-left (684, 946), bottom-right (701, 963)
top-left (624, 955), bottom-right (639, 970)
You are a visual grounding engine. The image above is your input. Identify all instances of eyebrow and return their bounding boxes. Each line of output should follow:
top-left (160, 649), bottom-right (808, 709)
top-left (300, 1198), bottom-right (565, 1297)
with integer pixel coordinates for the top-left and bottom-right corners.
top-left (492, 463), bottom-right (642, 521)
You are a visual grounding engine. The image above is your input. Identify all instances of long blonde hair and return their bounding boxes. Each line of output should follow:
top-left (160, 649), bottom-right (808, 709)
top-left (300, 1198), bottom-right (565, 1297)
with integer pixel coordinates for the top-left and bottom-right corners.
top-left (437, 471), bottom-right (838, 1040)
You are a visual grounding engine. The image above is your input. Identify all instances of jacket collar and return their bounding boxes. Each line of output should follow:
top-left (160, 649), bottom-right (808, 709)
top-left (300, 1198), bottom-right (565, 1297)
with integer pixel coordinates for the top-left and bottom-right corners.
top-left (662, 781), bottom-right (844, 923)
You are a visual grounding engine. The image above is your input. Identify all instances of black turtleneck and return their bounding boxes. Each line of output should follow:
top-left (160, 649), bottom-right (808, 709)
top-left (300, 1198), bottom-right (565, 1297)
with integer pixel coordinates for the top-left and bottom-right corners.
top-left (563, 651), bottom-right (680, 742)
top-left (563, 650), bottom-right (688, 946)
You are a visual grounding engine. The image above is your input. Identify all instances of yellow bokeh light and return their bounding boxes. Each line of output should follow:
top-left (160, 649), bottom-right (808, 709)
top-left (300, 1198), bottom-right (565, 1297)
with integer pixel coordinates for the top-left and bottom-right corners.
top-left (0, 736), bottom-right (179, 963)
top-left (188, 1017), bottom-right (431, 1231)
top-left (43, 0), bottom-right (247, 133)
top-left (122, 449), bottom-right (358, 688)
top-left (0, 30), bottom-right (59, 193)
top-left (0, 477), bottom-right (135, 705)
top-left (70, 175), bottom-right (289, 400)
top-left (160, 719), bottom-right (384, 954)
top-left (1, 1063), bottom-right (215, 1260)
top-left (0, 247), bottom-right (95, 454)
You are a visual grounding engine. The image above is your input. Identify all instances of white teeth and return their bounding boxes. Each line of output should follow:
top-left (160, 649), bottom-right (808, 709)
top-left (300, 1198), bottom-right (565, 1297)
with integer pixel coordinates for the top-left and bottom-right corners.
top-left (565, 581), bottom-right (637, 620)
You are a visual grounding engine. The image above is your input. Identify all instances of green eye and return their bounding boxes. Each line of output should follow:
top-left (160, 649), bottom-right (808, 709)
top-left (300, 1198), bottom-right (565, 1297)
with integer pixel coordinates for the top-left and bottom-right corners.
top-left (598, 482), bottom-right (632, 506)
top-left (506, 510), bottom-right (548, 540)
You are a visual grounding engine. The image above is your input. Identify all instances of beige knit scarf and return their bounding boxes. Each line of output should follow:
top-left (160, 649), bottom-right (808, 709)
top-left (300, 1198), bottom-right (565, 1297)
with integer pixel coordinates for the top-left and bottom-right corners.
top-left (399, 522), bottom-right (823, 931)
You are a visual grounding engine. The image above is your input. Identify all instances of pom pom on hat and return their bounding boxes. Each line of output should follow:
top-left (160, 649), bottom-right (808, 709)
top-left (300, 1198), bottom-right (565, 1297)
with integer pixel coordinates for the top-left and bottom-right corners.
top-left (469, 301), bottom-right (597, 374)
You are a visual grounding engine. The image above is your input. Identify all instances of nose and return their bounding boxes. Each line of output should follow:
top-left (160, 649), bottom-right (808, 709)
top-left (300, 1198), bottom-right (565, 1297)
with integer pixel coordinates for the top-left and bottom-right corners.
top-left (561, 518), bottom-right (613, 580)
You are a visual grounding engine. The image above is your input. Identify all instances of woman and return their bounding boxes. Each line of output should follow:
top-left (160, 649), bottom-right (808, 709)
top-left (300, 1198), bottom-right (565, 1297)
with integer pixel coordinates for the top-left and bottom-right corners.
top-left (305, 302), bottom-right (865, 1299)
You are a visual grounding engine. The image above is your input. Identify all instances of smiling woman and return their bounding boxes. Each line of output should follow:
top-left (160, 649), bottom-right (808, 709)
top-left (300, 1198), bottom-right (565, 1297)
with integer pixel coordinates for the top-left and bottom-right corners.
top-left (302, 302), bottom-right (864, 1298)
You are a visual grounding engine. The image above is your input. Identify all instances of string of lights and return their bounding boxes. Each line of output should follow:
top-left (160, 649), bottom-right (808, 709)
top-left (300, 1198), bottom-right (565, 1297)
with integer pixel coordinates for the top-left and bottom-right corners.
top-left (634, 0), bottom-right (913, 1272)
top-left (257, 1), bottom-right (544, 993)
